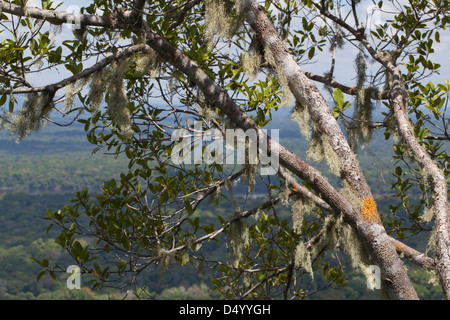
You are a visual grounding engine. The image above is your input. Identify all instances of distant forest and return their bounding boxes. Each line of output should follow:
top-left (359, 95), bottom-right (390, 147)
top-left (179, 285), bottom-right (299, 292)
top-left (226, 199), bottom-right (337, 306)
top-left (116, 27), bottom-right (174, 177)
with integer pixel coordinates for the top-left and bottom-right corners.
top-left (0, 109), bottom-right (444, 299)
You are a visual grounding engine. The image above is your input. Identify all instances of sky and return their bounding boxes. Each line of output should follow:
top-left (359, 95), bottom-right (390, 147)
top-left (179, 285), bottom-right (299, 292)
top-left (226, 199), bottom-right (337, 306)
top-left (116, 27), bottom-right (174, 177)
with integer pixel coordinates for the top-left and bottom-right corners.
top-left (2, 0), bottom-right (450, 101)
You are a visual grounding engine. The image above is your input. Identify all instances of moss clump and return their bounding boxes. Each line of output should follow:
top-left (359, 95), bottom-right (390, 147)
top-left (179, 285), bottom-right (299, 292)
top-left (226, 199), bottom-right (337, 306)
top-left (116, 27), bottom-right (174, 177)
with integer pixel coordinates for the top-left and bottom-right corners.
top-left (10, 91), bottom-right (54, 141)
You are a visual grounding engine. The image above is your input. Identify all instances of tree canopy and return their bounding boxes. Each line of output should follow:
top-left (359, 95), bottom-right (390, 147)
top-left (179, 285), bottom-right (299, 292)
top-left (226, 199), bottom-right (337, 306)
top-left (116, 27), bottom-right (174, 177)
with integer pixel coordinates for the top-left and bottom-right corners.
top-left (0, 0), bottom-right (449, 300)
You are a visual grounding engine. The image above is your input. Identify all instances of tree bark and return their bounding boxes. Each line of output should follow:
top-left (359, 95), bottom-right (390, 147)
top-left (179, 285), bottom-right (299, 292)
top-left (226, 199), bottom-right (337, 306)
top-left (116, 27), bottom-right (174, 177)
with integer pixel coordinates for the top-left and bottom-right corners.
top-left (0, 0), bottom-right (423, 299)
top-left (389, 66), bottom-right (450, 299)
top-left (240, 0), bottom-right (419, 300)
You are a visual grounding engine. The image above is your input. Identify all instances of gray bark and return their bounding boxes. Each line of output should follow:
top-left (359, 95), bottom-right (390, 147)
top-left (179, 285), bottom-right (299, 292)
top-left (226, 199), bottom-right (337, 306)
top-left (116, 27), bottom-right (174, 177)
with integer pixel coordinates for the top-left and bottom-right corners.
top-left (240, 0), bottom-right (419, 300)
top-left (0, 0), bottom-right (433, 300)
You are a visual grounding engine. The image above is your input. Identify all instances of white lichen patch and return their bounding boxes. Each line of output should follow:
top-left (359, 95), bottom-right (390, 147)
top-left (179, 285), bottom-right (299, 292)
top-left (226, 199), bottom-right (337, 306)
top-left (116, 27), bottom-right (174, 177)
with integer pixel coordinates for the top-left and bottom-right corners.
top-left (422, 201), bottom-right (434, 223)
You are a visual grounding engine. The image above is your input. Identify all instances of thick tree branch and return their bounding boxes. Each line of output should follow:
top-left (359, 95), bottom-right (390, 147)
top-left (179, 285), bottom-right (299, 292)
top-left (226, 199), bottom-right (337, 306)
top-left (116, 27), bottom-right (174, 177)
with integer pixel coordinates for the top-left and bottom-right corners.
top-left (2, 0), bottom-right (436, 300)
top-left (389, 66), bottom-right (450, 299)
top-left (389, 236), bottom-right (437, 272)
top-left (283, 167), bottom-right (437, 274)
top-left (240, 0), bottom-right (419, 300)
top-left (0, 0), bottom-right (115, 28)
top-left (0, 44), bottom-right (153, 95)
top-left (310, 0), bottom-right (449, 298)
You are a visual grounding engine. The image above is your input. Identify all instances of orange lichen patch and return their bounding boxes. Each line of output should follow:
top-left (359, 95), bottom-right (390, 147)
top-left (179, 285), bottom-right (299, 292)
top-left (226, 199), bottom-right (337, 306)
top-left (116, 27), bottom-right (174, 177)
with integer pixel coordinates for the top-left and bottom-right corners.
top-left (392, 239), bottom-right (406, 253)
top-left (360, 197), bottom-right (380, 223)
top-left (348, 86), bottom-right (357, 94)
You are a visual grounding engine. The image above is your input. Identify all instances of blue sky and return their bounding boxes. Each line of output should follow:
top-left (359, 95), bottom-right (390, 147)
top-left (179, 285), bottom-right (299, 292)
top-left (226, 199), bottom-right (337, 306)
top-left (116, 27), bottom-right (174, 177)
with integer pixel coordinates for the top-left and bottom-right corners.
top-left (5, 1), bottom-right (450, 99)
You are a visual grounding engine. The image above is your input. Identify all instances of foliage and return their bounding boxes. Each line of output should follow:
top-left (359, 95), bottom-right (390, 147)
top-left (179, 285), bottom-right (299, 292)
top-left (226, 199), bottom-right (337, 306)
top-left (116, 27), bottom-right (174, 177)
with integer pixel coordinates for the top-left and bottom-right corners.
top-left (0, 0), bottom-right (449, 299)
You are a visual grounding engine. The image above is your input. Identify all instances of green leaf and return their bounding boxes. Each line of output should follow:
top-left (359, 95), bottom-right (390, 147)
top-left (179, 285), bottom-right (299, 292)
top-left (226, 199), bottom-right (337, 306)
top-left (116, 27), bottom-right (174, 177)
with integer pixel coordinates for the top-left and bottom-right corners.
top-left (41, 0), bottom-right (52, 10)
top-left (8, 97), bottom-right (14, 113)
top-left (308, 47), bottom-right (315, 60)
top-left (49, 271), bottom-right (56, 280)
top-left (185, 200), bottom-right (193, 214)
top-left (333, 88), bottom-right (344, 107)
top-left (36, 270), bottom-right (46, 282)
top-left (0, 94), bottom-right (6, 107)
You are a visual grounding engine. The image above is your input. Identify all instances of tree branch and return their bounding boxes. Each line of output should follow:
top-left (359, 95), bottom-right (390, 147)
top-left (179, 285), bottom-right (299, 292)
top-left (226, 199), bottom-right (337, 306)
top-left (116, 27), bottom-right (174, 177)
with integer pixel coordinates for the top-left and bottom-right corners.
top-left (0, 0), bottom-right (115, 28)
top-left (0, 44), bottom-right (153, 95)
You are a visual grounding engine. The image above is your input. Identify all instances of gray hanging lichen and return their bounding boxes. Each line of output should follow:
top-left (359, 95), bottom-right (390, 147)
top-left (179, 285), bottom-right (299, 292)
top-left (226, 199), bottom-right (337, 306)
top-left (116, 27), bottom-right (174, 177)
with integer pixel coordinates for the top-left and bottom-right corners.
top-left (352, 50), bottom-right (375, 145)
top-left (242, 35), bottom-right (263, 80)
top-left (134, 50), bottom-right (160, 78)
top-left (292, 197), bottom-right (315, 234)
top-left (294, 242), bottom-right (314, 278)
top-left (263, 47), bottom-right (293, 108)
top-left (243, 163), bottom-right (256, 194)
top-left (323, 212), bottom-right (371, 277)
top-left (306, 125), bottom-right (341, 176)
top-left (204, 0), bottom-right (243, 49)
top-left (242, 51), bottom-right (262, 81)
top-left (10, 91), bottom-right (54, 141)
top-left (64, 83), bottom-right (77, 111)
top-left (88, 68), bottom-right (109, 112)
top-left (104, 56), bottom-right (135, 139)
top-left (229, 211), bottom-right (246, 268)
top-left (306, 125), bottom-right (325, 163)
top-left (291, 100), bottom-right (312, 139)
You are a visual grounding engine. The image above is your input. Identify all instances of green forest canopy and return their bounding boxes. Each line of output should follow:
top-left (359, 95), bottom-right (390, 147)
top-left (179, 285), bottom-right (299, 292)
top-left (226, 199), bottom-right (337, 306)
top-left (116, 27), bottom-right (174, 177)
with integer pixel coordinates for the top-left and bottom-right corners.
top-left (0, 0), bottom-right (448, 300)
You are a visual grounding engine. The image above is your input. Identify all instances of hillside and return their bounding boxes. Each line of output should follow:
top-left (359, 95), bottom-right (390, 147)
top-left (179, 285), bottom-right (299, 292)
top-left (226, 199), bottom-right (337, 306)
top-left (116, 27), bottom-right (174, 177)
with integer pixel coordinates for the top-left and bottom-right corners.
top-left (0, 109), bottom-right (444, 300)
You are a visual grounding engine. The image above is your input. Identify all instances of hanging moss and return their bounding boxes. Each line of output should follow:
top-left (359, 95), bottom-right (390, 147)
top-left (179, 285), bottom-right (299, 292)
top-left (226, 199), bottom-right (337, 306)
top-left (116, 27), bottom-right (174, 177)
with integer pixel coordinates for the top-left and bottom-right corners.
top-left (322, 136), bottom-right (341, 176)
top-left (305, 124), bottom-right (341, 175)
top-left (292, 197), bottom-right (315, 234)
top-left (204, 0), bottom-right (243, 48)
top-left (279, 169), bottom-right (293, 206)
top-left (340, 222), bottom-right (371, 270)
top-left (134, 50), bottom-right (160, 78)
top-left (10, 91), bottom-right (54, 141)
top-left (64, 83), bottom-right (76, 111)
top-left (291, 100), bottom-right (312, 139)
top-left (352, 50), bottom-right (376, 145)
top-left (294, 242), bottom-right (313, 278)
top-left (243, 163), bottom-right (256, 194)
top-left (263, 47), bottom-right (293, 108)
top-left (196, 93), bottom-right (216, 121)
top-left (104, 56), bottom-right (135, 139)
top-left (242, 51), bottom-right (262, 81)
top-left (323, 212), bottom-right (372, 281)
top-left (306, 125), bottom-right (325, 163)
top-left (152, 247), bottom-right (173, 273)
top-left (88, 68), bottom-right (109, 112)
top-left (229, 211), bottom-right (245, 268)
